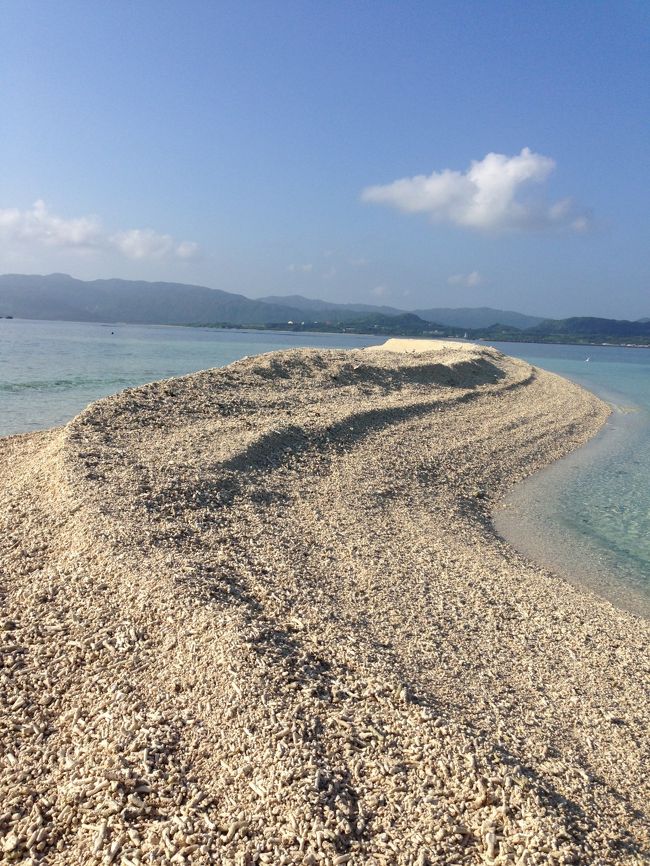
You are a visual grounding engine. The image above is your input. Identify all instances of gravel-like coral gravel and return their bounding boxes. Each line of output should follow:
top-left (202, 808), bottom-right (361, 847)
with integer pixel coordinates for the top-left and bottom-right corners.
top-left (0, 342), bottom-right (648, 865)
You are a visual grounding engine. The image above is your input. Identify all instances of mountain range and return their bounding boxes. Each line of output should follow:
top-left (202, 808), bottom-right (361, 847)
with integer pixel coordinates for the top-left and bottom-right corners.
top-left (259, 294), bottom-right (544, 330)
top-left (0, 273), bottom-right (544, 329)
top-left (0, 273), bottom-right (307, 327)
top-left (0, 273), bottom-right (648, 345)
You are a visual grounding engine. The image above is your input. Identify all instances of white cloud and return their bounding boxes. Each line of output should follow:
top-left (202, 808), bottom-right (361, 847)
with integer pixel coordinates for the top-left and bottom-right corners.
top-left (361, 148), bottom-right (589, 232)
top-left (0, 200), bottom-right (199, 260)
top-left (350, 257), bottom-right (369, 267)
top-left (448, 270), bottom-right (483, 288)
top-left (176, 240), bottom-right (201, 259)
top-left (110, 228), bottom-right (197, 260)
top-left (372, 284), bottom-right (388, 297)
top-left (0, 199), bottom-right (103, 251)
top-left (287, 263), bottom-right (313, 273)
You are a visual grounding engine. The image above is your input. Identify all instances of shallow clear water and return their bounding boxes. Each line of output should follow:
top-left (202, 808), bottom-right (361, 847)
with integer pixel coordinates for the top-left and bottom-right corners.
top-left (489, 341), bottom-right (650, 616)
top-left (1, 320), bottom-right (649, 612)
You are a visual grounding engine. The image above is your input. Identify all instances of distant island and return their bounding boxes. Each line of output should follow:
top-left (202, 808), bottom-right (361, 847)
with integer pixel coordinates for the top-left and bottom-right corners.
top-left (225, 313), bottom-right (650, 347)
top-left (1, 272), bottom-right (648, 347)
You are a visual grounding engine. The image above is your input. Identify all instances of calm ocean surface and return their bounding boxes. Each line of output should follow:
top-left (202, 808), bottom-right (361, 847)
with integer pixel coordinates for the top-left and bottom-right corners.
top-left (1, 319), bottom-right (649, 613)
top-left (490, 340), bottom-right (650, 617)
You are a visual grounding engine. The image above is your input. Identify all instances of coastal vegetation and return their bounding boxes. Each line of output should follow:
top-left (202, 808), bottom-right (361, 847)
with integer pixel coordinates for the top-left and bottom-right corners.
top-left (251, 314), bottom-right (650, 346)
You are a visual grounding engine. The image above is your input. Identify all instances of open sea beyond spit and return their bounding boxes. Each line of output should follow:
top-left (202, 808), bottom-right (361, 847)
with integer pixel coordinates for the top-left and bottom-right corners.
top-left (1, 317), bottom-right (649, 616)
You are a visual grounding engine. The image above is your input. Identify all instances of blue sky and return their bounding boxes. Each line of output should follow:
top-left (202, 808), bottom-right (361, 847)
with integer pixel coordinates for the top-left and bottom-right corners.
top-left (2, 0), bottom-right (648, 317)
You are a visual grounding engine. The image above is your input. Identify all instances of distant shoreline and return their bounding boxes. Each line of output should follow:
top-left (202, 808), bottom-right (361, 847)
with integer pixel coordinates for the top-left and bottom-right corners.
top-left (189, 321), bottom-right (650, 349)
top-left (3, 315), bottom-right (650, 349)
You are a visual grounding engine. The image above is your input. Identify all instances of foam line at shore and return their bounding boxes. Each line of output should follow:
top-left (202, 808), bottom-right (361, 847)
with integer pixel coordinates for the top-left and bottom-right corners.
top-left (1, 341), bottom-right (648, 864)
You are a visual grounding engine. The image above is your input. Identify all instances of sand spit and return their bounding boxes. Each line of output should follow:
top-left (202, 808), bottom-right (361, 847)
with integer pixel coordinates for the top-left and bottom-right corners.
top-left (1, 343), bottom-right (648, 866)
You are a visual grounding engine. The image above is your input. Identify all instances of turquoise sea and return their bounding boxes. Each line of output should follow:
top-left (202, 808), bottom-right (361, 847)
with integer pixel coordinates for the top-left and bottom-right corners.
top-left (1, 318), bottom-right (649, 615)
top-left (490, 340), bottom-right (650, 617)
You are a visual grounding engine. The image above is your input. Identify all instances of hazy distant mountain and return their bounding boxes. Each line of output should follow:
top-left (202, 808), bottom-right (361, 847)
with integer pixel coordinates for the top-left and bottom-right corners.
top-left (2, 275), bottom-right (644, 344)
top-left (0, 276), bottom-right (544, 330)
top-left (412, 306), bottom-right (544, 329)
top-left (260, 295), bottom-right (545, 329)
top-left (0, 273), bottom-right (305, 326)
top-left (259, 294), bottom-right (405, 318)
top-left (528, 316), bottom-right (650, 339)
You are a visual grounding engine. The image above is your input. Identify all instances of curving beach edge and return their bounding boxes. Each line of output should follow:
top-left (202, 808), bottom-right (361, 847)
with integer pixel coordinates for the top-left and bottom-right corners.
top-left (1, 340), bottom-right (648, 865)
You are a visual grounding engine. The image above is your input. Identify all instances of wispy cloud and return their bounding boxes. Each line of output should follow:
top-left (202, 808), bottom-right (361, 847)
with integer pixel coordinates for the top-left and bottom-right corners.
top-left (448, 270), bottom-right (483, 288)
top-left (287, 262), bottom-right (313, 273)
top-left (0, 200), bottom-right (199, 260)
top-left (361, 148), bottom-right (589, 233)
top-left (372, 284), bottom-right (388, 297)
top-left (112, 229), bottom-right (199, 260)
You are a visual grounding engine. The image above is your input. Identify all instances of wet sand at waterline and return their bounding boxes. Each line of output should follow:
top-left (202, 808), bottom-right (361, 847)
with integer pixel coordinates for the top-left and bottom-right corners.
top-left (1, 341), bottom-right (648, 865)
